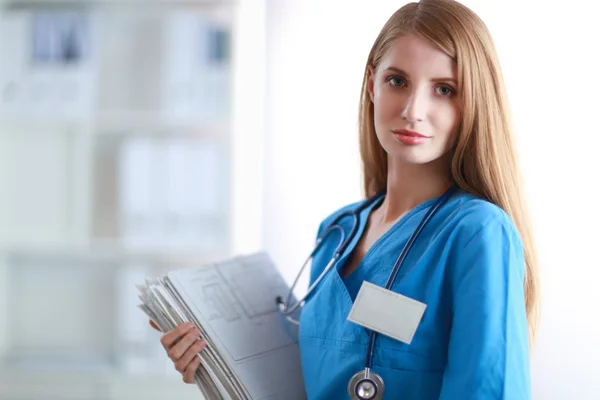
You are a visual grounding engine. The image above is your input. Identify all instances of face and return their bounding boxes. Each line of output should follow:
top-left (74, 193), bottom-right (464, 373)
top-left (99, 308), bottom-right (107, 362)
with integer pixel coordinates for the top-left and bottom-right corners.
top-left (368, 34), bottom-right (461, 166)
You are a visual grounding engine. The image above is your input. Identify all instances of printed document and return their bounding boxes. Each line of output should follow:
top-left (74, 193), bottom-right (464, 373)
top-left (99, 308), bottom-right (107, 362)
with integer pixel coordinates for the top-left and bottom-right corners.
top-left (137, 252), bottom-right (307, 400)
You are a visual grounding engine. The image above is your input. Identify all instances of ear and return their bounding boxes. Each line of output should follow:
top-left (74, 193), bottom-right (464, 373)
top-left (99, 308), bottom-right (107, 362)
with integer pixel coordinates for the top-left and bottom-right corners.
top-left (367, 65), bottom-right (375, 102)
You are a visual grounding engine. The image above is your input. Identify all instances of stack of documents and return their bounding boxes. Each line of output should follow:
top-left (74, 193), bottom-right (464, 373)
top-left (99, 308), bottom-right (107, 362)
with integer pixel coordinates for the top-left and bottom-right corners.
top-left (137, 252), bottom-right (307, 400)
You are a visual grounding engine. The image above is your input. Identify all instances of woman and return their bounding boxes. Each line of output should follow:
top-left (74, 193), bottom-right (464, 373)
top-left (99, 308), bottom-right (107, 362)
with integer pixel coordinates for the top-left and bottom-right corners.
top-left (153, 0), bottom-right (539, 398)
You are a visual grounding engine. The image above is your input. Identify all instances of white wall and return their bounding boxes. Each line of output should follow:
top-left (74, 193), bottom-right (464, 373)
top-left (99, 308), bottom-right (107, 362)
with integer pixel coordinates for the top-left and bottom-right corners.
top-left (260, 0), bottom-right (600, 399)
top-left (262, 0), bottom-right (394, 287)
top-left (230, 0), bottom-right (266, 255)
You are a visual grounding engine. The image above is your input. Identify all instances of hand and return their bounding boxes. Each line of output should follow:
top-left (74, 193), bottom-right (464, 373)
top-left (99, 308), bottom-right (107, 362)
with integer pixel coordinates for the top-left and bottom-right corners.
top-left (151, 320), bottom-right (207, 384)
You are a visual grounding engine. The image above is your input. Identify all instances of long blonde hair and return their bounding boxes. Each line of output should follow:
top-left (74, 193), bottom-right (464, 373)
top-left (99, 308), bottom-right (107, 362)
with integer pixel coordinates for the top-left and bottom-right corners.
top-left (358, 0), bottom-right (540, 345)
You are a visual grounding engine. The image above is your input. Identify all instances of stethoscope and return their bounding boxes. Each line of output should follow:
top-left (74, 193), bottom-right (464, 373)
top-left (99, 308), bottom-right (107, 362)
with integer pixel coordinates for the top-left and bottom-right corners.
top-left (275, 185), bottom-right (456, 400)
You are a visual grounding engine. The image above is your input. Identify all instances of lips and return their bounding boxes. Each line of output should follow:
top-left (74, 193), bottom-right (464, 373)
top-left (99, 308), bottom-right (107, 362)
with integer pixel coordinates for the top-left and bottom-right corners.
top-left (392, 129), bottom-right (429, 138)
top-left (392, 129), bottom-right (431, 145)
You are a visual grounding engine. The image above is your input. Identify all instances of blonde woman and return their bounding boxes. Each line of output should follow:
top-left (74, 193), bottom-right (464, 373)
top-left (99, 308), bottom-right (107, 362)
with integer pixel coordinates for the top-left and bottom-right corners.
top-left (154, 1), bottom-right (538, 398)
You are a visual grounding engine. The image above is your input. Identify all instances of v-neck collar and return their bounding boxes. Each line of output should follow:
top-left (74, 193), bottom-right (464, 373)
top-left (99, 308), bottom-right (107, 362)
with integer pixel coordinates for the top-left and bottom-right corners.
top-left (332, 193), bottom-right (443, 303)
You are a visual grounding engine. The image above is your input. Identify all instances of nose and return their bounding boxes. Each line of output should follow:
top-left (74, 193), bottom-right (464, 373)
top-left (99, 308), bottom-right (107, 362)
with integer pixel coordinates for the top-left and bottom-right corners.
top-left (401, 88), bottom-right (426, 123)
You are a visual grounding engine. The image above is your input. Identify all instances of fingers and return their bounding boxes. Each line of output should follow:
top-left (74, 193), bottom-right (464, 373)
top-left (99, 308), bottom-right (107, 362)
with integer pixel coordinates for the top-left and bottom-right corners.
top-left (160, 322), bottom-right (195, 350)
top-left (167, 328), bottom-right (201, 362)
top-left (156, 322), bottom-right (207, 385)
top-left (175, 338), bottom-right (207, 374)
top-left (149, 319), bottom-right (161, 332)
top-left (183, 355), bottom-right (202, 384)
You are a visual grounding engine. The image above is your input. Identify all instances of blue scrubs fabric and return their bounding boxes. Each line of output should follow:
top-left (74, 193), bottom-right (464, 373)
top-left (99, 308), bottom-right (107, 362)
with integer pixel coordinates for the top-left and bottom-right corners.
top-left (298, 190), bottom-right (531, 399)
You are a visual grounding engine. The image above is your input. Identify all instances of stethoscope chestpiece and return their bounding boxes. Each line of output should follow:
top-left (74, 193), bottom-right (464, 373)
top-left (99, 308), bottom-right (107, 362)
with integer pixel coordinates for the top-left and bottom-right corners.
top-left (348, 369), bottom-right (384, 400)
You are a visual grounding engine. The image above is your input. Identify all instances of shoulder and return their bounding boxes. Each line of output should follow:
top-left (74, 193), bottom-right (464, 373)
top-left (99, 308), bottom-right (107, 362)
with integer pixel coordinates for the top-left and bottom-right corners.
top-left (307, 198), bottom-right (368, 285)
top-left (446, 189), bottom-right (523, 250)
top-left (442, 189), bottom-right (525, 283)
top-left (314, 198), bottom-right (367, 236)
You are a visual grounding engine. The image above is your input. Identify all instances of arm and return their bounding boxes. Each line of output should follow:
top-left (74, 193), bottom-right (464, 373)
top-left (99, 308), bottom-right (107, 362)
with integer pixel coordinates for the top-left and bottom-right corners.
top-left (439, 216), bottom-right (531, 400)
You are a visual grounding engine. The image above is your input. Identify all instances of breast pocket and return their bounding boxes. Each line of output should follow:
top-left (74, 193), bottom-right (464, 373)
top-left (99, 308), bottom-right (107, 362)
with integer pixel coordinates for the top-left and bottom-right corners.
top-left (372, 335), bottom-right (446, 372)
top-left (370, 340), bottom-right (446, 399)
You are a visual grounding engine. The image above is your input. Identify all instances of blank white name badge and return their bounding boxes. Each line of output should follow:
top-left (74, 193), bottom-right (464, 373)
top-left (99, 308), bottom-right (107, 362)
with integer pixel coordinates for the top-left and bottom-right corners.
top-left (347, 281), bottom-right (427, 344)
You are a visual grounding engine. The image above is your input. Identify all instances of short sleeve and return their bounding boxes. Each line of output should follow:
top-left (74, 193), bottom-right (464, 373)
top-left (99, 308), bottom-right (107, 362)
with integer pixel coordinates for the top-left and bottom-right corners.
top-left (439, 216), bottom-right (531, 399)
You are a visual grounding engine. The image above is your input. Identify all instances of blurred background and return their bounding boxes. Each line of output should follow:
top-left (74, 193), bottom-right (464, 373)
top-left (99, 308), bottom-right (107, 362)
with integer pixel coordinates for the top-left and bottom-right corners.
top-left (0, 0), bottom-right (598, 399)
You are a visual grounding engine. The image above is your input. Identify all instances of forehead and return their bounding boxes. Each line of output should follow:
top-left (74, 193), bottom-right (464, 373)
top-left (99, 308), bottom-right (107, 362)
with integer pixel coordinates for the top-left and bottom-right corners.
top-left (378, 34), bottom-right (456, 79)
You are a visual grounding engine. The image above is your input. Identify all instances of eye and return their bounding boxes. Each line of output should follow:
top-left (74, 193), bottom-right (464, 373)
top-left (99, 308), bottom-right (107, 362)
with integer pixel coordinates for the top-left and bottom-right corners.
top-left (436, 85), bottom-right (455, 97)
top-left (387, 76), bottom-right (406, 87)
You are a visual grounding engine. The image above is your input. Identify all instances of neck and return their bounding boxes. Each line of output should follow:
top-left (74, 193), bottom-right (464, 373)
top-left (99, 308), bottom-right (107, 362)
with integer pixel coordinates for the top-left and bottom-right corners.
top-left (377, 157), bottom-right (452, 224)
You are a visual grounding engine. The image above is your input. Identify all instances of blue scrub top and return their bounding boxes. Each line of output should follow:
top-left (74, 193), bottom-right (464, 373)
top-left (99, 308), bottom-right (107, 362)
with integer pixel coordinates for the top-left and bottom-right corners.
top-left (298, 188), bottom-right (531, 399)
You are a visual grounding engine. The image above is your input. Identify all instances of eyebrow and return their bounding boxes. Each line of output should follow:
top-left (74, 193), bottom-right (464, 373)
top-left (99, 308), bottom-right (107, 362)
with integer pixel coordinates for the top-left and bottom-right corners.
top-left (383, 66), bottom-right (457, 85)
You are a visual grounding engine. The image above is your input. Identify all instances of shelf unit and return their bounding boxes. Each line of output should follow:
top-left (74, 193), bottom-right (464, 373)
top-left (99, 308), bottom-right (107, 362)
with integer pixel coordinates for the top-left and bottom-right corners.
top-left (0, 0), bottom-right (239, 398)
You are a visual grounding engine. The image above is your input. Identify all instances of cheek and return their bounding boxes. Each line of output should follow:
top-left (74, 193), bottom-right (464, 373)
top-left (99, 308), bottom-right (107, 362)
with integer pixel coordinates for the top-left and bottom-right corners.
top-left (373, 87), bottom-right (400, 123)
top-left (434, 103), bottom-right (461, 138)
top-left (372, 91), bottom-right (385, 127)
top-left (437, 109), bottom-right (461, 153)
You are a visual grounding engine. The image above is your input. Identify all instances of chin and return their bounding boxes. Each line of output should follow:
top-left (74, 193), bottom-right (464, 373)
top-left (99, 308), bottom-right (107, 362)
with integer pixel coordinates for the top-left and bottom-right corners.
top-left (388, 147), bottom-right (449, 166)
top-left (389, 154), bottom-right (431, 166)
